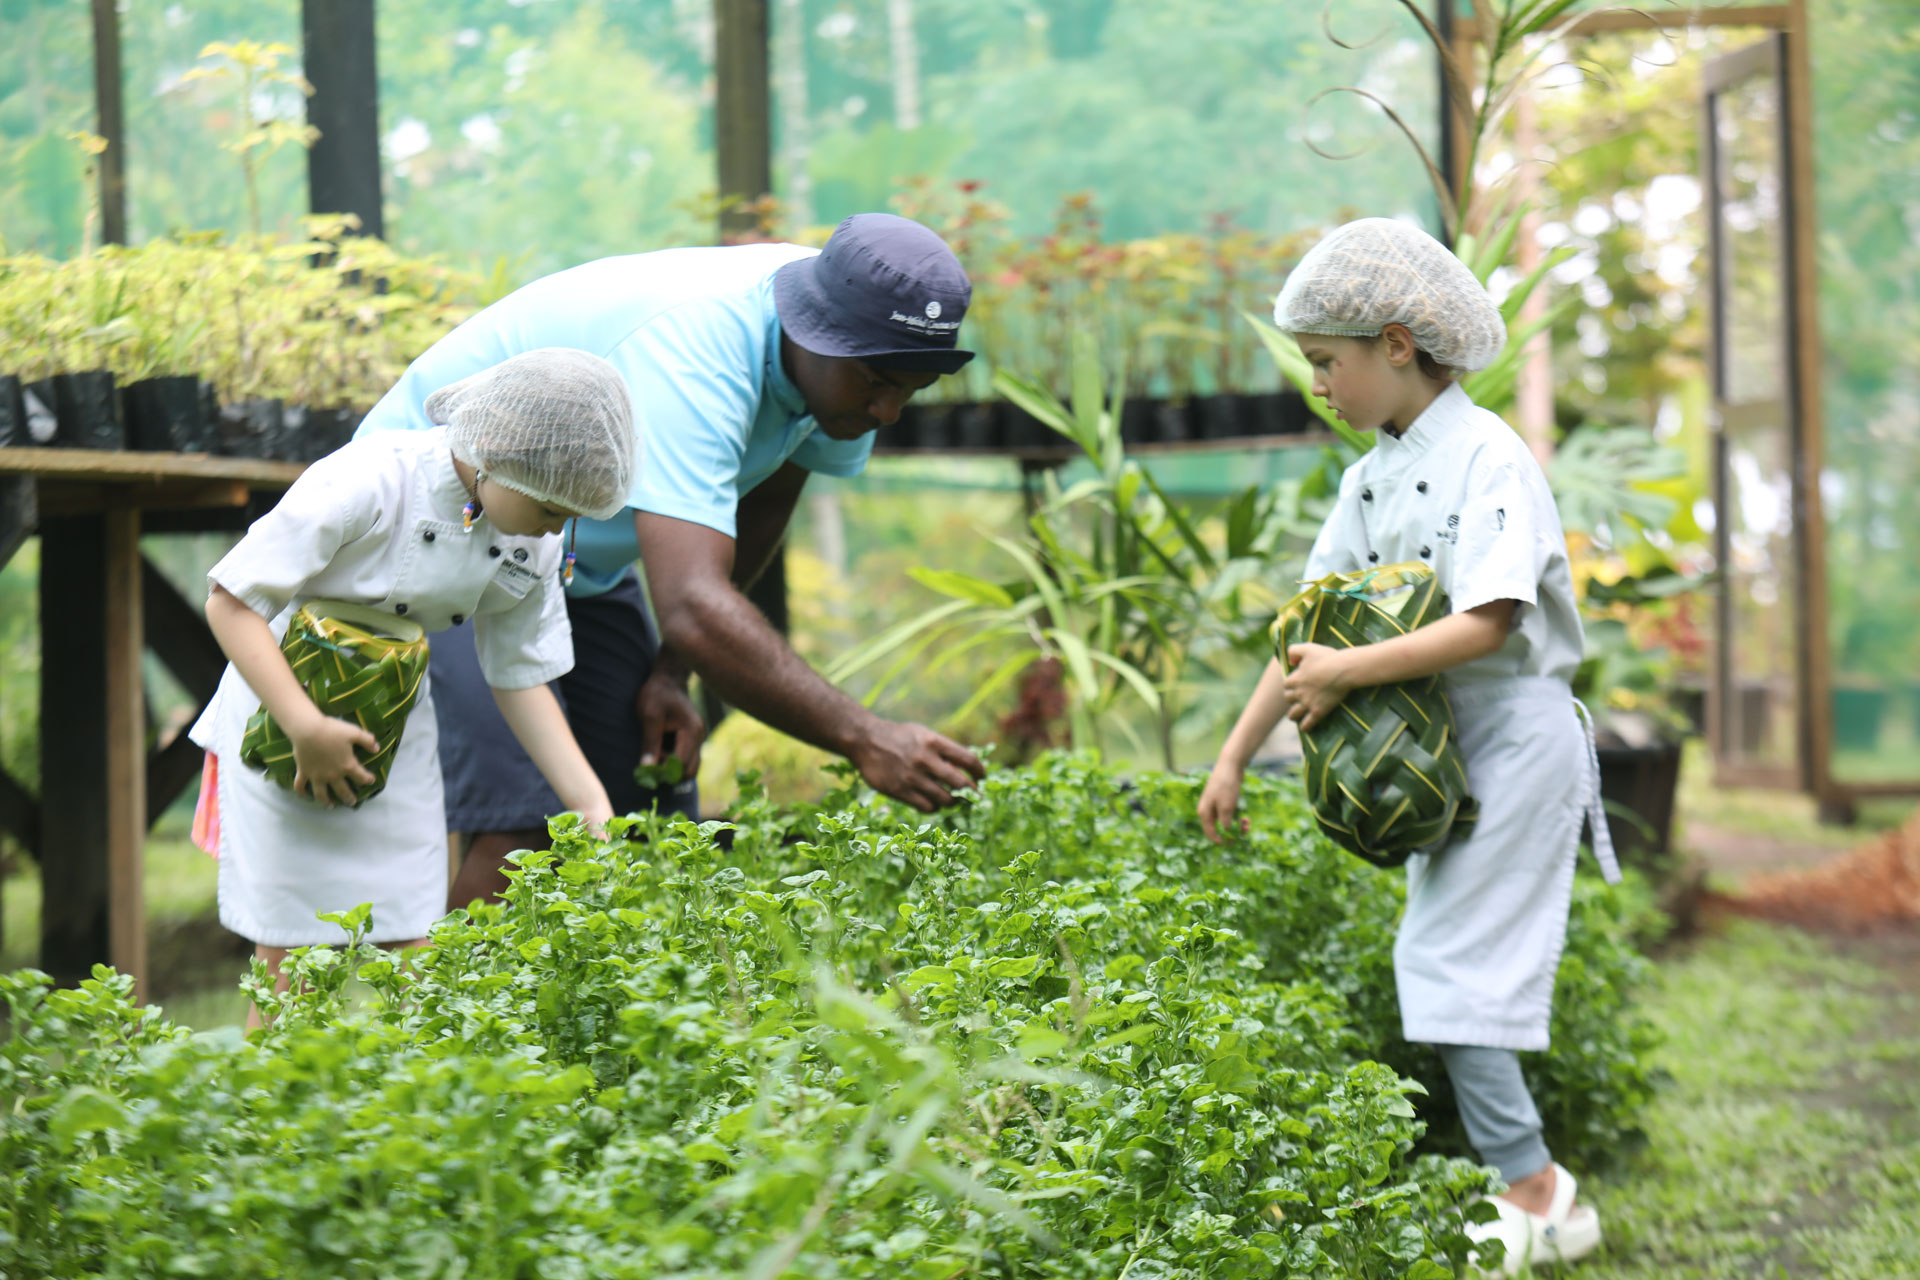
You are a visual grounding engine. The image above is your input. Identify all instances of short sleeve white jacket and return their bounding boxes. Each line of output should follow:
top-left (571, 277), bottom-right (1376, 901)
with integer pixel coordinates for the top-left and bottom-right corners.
top-left (189, 428), bottom-right (572, 756)
top-left (1303, 383), bottom-right (1584, 685)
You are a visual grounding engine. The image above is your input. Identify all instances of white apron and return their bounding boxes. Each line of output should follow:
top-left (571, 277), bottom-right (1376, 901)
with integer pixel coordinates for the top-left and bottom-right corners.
top-left (1394, 676), bottom-right (1619, 1052)
top-left (215, 686), bottom-right (445, 947)
top-left (189, 429), bottom-right (574, 947)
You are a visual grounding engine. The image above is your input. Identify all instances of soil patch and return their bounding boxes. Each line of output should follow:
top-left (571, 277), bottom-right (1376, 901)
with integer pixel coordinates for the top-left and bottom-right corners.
top-left (1717, 811), bottom-right (1920, 934)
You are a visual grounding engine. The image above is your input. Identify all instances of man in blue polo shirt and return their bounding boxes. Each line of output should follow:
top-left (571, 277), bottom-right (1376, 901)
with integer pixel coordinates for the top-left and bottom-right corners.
top-left (357, 213), bottom-right (985, 905)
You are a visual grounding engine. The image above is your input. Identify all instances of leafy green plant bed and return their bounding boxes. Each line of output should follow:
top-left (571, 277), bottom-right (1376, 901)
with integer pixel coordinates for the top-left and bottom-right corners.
top-left (0, 755), bottom-right (1657, 1278)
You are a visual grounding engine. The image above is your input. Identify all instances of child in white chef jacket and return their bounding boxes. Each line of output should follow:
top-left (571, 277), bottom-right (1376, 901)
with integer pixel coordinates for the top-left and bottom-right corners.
top-left (1198, 219), bottom-right (1620, 1275)
top-left (189, 349), bottom-right (633, 1018)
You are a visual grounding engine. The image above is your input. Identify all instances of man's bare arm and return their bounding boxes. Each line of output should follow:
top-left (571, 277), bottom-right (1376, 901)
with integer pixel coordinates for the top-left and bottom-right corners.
top-left (733, 461), bottom-right (808, 591)
top-left (635, 506), bottom-right (983, 811)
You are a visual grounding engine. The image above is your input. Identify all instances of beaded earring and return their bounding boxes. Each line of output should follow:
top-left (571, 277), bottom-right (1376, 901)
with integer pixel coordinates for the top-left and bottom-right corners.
top-left (562, 519), bottom-right (578, 585)
top-left (463, 471), bottom-right (484, 532)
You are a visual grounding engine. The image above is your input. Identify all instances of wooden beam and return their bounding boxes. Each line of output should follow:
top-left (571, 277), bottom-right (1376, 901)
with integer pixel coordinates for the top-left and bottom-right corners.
top-left (36, 480), bottom-right (251, 517)
top-left (869, 430), bottom-right (1343, 460)
top-left (0, 447), bottom-right (303, 486)
top-left (89, 0), bottom-right (127, 245)
top-left (1455, 4), bottom-right (1791, 42)
top-left (143, 556), bottom-right (226, 701)
top-left (714, 0), bottom-right (773, 241)
top-left (147, 727), bottom-right (206, 829)
top-left (104, 508), bottom-right (147, 997)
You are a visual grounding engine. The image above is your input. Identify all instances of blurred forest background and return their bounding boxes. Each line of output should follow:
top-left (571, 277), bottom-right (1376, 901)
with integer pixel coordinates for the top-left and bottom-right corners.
top-left (0, 0), bottom-right (1438, 273)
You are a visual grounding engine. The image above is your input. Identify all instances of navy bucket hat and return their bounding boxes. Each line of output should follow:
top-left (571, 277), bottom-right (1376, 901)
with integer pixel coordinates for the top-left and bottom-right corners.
top-left (773, 213), bottom-right (975, 375)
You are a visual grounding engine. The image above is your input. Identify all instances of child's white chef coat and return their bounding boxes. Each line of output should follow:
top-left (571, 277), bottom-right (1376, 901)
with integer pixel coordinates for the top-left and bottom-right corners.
top-left (188, 428), bottom-right (573, 946)
top-left (1303, 382), bottom-right (1585, 686)
top-left (1300, 383), bottom-right (1617, 1051)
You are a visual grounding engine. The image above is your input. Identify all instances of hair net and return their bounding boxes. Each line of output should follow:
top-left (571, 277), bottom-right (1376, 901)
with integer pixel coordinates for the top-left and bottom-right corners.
top-left (425, 348), bottom-right (636, 522)
top-left (1273, 217), bottom-right (1506, 372)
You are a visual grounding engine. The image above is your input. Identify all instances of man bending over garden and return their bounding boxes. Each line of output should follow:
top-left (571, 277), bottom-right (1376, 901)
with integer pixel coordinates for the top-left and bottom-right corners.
top-left (356, 213), bottom-right (986, 906)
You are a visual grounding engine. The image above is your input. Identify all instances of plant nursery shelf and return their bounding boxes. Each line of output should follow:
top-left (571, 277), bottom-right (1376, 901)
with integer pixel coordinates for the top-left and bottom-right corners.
top-left (0, 448), bottom-right (304, 517)
top-left (0, 446), bottom-right (305, 486)
top-left (873, 430), bottom-right (1341, 461)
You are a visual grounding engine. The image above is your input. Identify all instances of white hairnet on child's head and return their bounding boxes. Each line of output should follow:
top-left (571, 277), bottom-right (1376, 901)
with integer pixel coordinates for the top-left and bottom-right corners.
top-left (426, 348), bottom-right (636, 522)
top-left (1274, 217), bottom-right (1507, 372)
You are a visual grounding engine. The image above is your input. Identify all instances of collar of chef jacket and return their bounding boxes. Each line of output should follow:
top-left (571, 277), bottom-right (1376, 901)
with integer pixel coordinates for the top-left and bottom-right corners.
top-left (1367, 381), bottom-right (1475, 479)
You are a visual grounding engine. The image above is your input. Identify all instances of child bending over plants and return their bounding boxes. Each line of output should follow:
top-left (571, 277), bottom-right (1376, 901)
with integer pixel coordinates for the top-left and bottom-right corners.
top-left (187, 349), bottom-right (630, 1026)
top-left (1198, 218), bottom-right (1621, 1276)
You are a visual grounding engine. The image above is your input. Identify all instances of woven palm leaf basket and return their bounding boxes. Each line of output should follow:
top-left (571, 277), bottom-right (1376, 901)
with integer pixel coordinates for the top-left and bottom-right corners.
top-left (239, 600), bottom-right (429, 808)
top-left (1271, 562), bottom-right (1478, 868)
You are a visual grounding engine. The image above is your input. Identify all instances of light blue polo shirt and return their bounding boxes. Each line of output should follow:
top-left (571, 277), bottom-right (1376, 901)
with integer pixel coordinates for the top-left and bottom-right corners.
top-left (356, 243), bottom-right (875, 596)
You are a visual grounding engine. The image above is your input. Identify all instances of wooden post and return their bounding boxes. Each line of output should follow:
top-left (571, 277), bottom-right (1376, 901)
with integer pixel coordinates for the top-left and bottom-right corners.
top-left (713, 0), bottom-right (787, 637)
top-left (103, 509), bottom-right (147, 996)
top-left (1782, 0), bottom-right (1834, 809)
top-left (303, 0), bottom-right (385, 239)
top-left (715, 0), bottom-right (773, 241)
top-left (89, 0), bottom-right (127, 245)
top-left (39, 517), bottom-right (110, 986)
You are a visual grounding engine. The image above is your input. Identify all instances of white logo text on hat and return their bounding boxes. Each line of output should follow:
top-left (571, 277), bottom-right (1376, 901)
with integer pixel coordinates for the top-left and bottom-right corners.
top-left (925, 300), bottom-right (943, 319)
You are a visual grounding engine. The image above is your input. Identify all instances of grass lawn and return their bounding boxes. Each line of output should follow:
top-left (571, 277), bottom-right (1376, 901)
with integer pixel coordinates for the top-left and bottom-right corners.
top-left (2, 826), bottom-right (251, 1030)
top-left (1577, 921), bottom-right (1920, 1279)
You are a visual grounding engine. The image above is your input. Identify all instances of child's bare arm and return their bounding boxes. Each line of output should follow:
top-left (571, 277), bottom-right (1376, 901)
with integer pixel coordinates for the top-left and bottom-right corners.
top-left (206, 584), bottom-right (377, 805)
top-left (491, 684), bottom-right (615, 832)
top-left (1283, 598), bottom-right (1517, 730)
top-left (1199, 657), bottom-right (1293, 843)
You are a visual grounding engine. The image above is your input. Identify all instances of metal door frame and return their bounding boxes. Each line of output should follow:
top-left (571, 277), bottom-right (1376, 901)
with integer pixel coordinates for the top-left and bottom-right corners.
top-left (1702, 32), bottom-right (1808, 791)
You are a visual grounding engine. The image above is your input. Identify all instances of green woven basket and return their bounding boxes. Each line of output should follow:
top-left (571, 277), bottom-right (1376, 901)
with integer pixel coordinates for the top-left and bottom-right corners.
top-left (1271, 562), bottom-right (1478, 867)
top-left (239, 600), bottom-right (430, 808)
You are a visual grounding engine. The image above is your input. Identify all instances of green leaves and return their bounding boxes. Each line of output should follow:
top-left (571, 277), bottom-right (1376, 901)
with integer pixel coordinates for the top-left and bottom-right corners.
top-left (0, 229), bottom-right (477, 402)
top-left (1547, 425), bottom-right (1688, 541)
top-left (840, 330), bottom-right (1294, 769)
top-left (0, 754), bottom-right (1656, 1279)
top-left (906, 567), bottom-right (1015, 609)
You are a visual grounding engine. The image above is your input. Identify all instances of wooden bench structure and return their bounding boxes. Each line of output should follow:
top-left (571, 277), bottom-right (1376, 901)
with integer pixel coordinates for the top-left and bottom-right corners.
top-left (0, 448), bottom-right (304, 999)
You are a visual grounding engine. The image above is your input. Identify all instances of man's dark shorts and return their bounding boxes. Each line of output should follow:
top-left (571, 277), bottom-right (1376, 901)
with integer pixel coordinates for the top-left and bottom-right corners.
top-left (432, 568), bottom-right (699, 831)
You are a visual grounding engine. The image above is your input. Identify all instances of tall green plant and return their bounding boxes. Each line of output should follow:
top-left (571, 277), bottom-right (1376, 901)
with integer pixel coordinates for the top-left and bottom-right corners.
top-left (1253, 1), bottom-right (1687, 546)
top-left (176, 41), bottom-right (318, 239)
top-left (829, 332), bottom-right (1293, 769)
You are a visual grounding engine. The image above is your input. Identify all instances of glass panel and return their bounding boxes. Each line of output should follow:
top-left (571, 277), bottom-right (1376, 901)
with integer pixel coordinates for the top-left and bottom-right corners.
top-left (1719, 415), bottom-right (1798, 768)
top-left (1707, 47), bottom-right (1799, 777)
top-left (1812, 0), bottom-right (1920, 787)
top-left (0, 3), bottom-right (100, 255)
top-left (1713, 70), bottom-right (1786, 405)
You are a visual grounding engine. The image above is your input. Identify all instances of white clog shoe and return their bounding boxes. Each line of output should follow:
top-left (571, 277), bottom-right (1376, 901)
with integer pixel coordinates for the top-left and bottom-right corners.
top-left (1466, 1163), bottom-right (1602, 1275)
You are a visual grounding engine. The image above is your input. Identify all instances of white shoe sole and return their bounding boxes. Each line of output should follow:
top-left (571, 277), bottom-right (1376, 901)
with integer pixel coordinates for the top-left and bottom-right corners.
top-left (1532, 1205), bottom-right (1602, 1266)
top-left (1471, 1204), bottom-right (1603, 1274)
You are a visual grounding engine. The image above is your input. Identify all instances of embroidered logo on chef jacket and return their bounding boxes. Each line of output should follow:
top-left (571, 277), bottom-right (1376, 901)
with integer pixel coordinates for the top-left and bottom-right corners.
top-left (492, 556), bottom-right (542, 599)
top-left (1436, 513), bottom-right (1461, 545)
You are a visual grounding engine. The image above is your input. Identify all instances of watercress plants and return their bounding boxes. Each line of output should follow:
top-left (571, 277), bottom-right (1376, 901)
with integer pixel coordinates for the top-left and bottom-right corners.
top-left (1, 754), bottom-right (1656, 1278)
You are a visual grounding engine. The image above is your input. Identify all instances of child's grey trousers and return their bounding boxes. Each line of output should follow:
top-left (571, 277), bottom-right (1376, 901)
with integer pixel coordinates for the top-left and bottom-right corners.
top-left (1438, 1043), bottom-right (1552, 1184)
